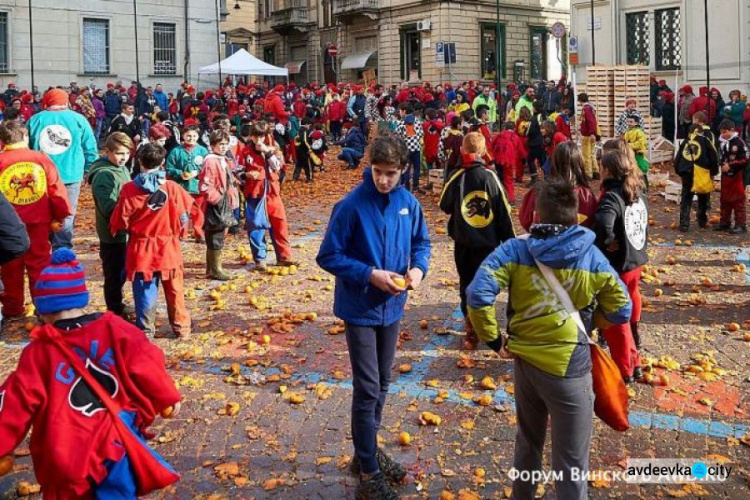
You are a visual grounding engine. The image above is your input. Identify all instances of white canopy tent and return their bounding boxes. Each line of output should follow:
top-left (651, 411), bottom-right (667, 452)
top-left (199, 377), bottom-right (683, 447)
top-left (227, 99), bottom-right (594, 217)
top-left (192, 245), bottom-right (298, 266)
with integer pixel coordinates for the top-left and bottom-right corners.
top-left (198, 49), bottom-right (288, 77)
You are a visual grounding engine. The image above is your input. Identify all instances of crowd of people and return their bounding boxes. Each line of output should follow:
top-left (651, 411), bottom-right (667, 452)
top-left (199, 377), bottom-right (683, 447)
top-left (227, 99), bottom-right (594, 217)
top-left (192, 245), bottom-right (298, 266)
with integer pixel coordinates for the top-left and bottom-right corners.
top-left (0, 74), bottom-right (747, 500)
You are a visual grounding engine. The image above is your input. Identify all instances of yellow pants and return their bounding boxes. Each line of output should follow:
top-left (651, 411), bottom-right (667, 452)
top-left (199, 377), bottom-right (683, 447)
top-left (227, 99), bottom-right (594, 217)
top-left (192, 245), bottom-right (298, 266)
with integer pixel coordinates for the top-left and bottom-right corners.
top-left (582, 136), bottom-right (596, 178)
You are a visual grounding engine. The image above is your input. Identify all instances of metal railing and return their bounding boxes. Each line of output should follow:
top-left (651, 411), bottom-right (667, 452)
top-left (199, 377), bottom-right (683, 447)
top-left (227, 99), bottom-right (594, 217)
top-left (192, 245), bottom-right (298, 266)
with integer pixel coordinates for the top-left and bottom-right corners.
top-left (333, 0), bottom-right (380, 16)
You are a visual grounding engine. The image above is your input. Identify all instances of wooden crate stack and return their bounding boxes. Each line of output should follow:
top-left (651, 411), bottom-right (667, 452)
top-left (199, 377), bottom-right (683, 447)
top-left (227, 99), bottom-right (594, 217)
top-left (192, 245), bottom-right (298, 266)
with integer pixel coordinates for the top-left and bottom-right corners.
top-left (612, 65), bottom-right (651, 118)
top-left (584, 66), bottom-right (615, 138)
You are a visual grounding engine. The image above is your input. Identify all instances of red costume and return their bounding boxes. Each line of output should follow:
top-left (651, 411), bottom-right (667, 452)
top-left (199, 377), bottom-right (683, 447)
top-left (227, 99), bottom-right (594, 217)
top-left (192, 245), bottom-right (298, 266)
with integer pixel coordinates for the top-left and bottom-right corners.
top-left (689, 87), bottom-right (717, 123)
top-left (423, 119), bottom-right (445, 166)
top-left (0, 146), bottom-right (71, 315)
top-left (292, 97), bottom-right (307, 120)
top-left (555, 114), bottom-right (572, 139)
top-left (490, 130), bottom-right (524, 203)
top-left (239, 137), bottom-right (292, 261)
top-left (263, 87), bottom-right (290, 125)
top-left (0, 313), bottom-right (180, 498)
top-left (519, 184), bottom-right (598, 231)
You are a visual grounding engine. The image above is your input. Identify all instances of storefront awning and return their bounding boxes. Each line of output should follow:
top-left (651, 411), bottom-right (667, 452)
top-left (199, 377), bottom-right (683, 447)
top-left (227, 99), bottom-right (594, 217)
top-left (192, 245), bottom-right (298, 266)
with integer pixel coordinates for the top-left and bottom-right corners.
top-left (284, 61), bottom-right (306, 74)
top-left (340, 50), bottom-right (378, 70)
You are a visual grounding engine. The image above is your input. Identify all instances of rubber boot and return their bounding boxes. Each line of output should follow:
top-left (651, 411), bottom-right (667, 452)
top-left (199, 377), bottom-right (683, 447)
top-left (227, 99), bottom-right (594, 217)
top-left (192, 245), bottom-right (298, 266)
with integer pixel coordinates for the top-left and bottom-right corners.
top-left (463, 316), bottom-right (479, 350)
top-left (631, 322), bottom-right (641, 350)
top-left (207, 249), bottom-right (231, 281)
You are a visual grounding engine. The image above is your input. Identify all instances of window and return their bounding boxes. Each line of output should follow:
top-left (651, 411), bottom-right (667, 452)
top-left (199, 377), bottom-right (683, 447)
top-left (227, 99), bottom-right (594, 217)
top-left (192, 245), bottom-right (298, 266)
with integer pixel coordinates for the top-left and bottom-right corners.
top-left (322, 0), bottom-right (331, 28)
top-left (481, 24), bottom-right (505, 80)
top-left (655, 8), bottom-right (680, 70)
top-left (625, 11), bottom-right (649, 66)
top-left (263, 45), bottom-right (275, 65)
top-left (355, 36), bottom-right (377, 53)
top-left (529, 27), bottom-right (547, 80)
top-left (83, 18), bottom-right (110, 74)
top-left (0, 13), bottom-right (8, 73)
top-left (400, 30), bottom-right (420, 81)
top-left (153, 23), bottom-right (177, 75)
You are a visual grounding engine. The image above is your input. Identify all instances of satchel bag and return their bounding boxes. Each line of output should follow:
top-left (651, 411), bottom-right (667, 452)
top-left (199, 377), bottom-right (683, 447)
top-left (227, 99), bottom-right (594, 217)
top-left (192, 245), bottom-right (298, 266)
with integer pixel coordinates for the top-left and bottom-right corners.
top-left (245, 179), bottom-right (271, 230)
top-left (204, 167), bottom-right (238, 231)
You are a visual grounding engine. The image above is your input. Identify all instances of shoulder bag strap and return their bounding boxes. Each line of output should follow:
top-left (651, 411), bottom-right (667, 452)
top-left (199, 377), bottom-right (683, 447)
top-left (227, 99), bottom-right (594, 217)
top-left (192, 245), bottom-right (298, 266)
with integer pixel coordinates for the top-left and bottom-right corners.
top-left (518, 234), bottom-right (589, 342)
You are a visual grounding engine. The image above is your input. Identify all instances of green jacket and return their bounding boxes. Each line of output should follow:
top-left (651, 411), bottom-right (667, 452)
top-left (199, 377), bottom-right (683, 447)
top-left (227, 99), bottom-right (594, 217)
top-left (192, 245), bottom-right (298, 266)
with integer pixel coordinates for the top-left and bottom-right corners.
top-left (88, 158), bottom-right (130, 244)
top-left (472, 94), bottom-right (498, 123)
top-left (166, 144), bottom-right (208, 194)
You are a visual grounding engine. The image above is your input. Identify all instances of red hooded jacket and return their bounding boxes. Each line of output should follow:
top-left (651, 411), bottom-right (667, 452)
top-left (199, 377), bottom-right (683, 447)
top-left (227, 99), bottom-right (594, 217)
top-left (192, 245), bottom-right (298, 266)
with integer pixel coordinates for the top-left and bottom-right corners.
top-left (689, 87), bottom-right (717, 122)
top-left (0, 313), bottom-right (180, 499)
top-left (327, 100), bottom-right (347, 122)
top-left (263, 92), bottom-right (290, 124)
top-left (423, 119), bottom-right (445, 163)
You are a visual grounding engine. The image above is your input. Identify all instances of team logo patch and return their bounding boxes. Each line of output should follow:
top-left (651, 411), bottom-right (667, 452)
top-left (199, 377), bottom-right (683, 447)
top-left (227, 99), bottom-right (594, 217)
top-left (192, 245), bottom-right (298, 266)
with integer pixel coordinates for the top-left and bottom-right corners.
top-left (39, 124), bottom-right (73, 155)
top-left (624, 198), bottom-right (648, 251)
top-left (68, 359), bottom-right (119, 417)
top-left (147, 189), bottom-right (168, 211)
top-left (0, 390), bottom-right (5, 413)
top-left (193, 155), bottom-right (204, 166)
top-left (682, 140), bottom-right (702, 163)
top-left (461, 190), bottom-right (494, 228)
top-left (0, 162), bottom-right (47, 205)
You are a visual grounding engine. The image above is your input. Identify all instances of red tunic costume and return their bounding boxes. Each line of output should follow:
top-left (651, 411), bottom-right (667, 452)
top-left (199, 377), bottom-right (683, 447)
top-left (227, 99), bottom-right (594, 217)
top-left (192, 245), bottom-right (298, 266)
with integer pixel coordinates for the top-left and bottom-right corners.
top-left (0, 145), bottom-right (71, 315)
top-left (0, 313), bottom-right (180, 499)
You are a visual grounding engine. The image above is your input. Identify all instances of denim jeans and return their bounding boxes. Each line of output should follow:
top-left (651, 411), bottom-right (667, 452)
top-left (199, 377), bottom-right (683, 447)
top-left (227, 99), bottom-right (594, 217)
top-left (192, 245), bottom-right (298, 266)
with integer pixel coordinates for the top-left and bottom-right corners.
top-left (51, 181), bottom-right (81, 250)
top-left (338, 148), bottom-right (363, 169)
top-left (345, 321), bottom-right (401, 474)
top-left (408, 150), bottom-right (421, 191)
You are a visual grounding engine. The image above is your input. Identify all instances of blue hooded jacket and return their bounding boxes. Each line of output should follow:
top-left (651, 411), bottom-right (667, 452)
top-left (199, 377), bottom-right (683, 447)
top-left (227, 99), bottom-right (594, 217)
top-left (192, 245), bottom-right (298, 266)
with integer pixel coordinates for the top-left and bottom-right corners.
top-left (317, 169), bottom-right (431, 326)
top-left (341, 127), bottom-right (366, 154)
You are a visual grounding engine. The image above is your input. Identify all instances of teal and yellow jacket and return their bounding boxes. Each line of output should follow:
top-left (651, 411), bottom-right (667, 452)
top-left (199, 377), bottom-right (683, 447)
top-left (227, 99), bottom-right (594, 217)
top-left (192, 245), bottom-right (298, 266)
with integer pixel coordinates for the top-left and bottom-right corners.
top-left (467, 224), bottom-right (632, 378)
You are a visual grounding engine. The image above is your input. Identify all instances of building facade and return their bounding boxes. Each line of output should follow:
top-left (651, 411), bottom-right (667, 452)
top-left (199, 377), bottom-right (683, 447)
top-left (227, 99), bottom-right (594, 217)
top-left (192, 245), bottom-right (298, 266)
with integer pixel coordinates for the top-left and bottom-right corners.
top-left (0, 0), bottom-right (220, 90)
top-left (570, 0), bottom-right (750, 94)
top-left (252, 0), bottom-right (571, 87)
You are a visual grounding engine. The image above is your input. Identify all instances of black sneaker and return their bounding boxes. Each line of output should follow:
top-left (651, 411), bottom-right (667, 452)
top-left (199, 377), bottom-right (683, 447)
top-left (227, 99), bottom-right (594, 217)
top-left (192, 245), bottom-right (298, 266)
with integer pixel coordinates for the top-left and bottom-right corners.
top-left (350, 449), bottom-right (407, 484)
top-left (632, 366), bottom-right (643, 381)
top-left (355, 472), bottom-right (400, 500)
top-left (729, 225), bottom-right (747, 235)
top-left (678, 225), bottom-right (689, 233)
top-left (623, 376), bottom-right (634, 385)
top-left (713, 224), bottom-right (730, 232)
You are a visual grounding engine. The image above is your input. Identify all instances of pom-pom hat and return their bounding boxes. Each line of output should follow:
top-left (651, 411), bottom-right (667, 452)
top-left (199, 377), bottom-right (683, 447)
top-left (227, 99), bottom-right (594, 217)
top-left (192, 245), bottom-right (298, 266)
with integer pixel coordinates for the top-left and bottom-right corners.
top-left (33, 248), bottom-right (89, 315)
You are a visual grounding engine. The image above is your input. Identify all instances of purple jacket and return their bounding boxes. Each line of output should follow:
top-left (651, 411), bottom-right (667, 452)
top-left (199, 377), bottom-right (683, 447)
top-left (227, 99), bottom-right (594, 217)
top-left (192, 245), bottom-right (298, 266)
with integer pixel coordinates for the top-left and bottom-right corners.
top-left (92, 97), bottom-right (106, 120)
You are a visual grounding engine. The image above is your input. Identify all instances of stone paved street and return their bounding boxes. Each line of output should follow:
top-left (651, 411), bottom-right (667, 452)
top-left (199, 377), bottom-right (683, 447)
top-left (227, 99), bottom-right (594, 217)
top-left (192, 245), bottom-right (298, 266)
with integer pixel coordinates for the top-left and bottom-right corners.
top-left (1, 150), bottom-right (749, 499)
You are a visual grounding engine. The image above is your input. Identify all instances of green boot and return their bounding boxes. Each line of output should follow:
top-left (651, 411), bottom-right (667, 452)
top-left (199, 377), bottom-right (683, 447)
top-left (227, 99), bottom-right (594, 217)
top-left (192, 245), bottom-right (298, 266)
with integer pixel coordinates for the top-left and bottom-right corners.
top-left (207, 249), bottom-right (231, 281)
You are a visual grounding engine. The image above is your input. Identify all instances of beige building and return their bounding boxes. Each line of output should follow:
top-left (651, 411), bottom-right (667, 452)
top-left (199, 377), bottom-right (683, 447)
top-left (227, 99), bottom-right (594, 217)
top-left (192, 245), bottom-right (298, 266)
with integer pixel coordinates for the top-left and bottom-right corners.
top-left (249, 0), bottom-right (570, 86)
top-left (570, 0), bottom-right (750, 95)
top-left (0, 0), bottom-right (222, 90)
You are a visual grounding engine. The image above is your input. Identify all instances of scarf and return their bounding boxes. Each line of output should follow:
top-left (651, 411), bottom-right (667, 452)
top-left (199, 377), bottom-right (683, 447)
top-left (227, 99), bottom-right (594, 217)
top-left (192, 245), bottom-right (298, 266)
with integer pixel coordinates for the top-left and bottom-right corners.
top-left (719, 132), bottom-right (738, 155)
top-left (134, 169), bottom-right (166, 194)
top-left (120, 113), bottom-right (135, 125)
top-left (529, 223), bottom-right (570, 239)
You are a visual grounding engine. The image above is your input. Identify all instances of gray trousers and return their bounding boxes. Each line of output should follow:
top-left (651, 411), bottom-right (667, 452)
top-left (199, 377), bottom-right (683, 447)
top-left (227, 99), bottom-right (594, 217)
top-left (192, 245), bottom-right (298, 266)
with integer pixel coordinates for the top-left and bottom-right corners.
top-left (512, 357), bottom-right (594, 500)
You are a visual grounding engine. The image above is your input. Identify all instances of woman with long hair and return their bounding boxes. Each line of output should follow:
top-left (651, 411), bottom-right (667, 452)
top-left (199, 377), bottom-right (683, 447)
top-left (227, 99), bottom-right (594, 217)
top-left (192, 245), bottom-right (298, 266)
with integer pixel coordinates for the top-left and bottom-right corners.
top-left (594, 150), bottom-right (648, 383)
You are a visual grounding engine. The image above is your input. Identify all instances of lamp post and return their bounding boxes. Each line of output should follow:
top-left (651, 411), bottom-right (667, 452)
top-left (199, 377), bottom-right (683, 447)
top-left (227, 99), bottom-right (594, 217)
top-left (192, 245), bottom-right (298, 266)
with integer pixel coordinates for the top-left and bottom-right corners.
top-left (215, 0), bottom-right (222, 88)
top-left (495, 0), bottom-right (501, 103)
top-left (704, 0), bottom-right (710, 117)
top-left (28, 0), bottom-right (35, 91)
top-left (590, 0), bottom-right (596, 66)
top-left (133, 0), bottom-right (140, 85)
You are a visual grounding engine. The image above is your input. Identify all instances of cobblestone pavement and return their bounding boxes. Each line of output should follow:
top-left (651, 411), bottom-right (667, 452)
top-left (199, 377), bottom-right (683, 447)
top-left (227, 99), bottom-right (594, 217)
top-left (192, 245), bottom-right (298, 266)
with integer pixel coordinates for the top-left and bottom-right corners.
top-left (1, 151), bottom-right (749, 499)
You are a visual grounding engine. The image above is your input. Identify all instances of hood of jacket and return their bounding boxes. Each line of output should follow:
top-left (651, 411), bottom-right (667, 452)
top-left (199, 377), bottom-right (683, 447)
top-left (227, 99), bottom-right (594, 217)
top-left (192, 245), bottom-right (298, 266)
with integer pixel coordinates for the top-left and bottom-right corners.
top-left (134, 170), bottom-right (166, 193)
top-left (87, 157), bottom-right (126, 185)
top-left (526, 224), bottom-right (596, 269)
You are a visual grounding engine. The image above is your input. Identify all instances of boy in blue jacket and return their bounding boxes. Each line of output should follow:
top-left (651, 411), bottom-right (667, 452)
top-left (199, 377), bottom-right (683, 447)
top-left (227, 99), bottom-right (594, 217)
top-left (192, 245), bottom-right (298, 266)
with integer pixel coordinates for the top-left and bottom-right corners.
top-left (317, 134), bottom-right (431, 500)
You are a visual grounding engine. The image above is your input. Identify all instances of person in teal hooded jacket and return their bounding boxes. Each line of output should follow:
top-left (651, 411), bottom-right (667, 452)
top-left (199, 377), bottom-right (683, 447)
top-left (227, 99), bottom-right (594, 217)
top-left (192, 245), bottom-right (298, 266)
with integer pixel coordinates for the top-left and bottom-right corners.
top-left (722, 90), bottom-right (746, 130)
top-left (165, 125), bottom-right (207, 195)
top-left (27, 88), bottom-right (98, 250)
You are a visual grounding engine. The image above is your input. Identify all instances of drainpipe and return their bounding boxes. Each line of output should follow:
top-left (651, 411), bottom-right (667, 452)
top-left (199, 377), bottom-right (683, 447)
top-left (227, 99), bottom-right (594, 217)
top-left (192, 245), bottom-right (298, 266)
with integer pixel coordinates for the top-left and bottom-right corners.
top-left (184, 0), bottom-right (191, 81)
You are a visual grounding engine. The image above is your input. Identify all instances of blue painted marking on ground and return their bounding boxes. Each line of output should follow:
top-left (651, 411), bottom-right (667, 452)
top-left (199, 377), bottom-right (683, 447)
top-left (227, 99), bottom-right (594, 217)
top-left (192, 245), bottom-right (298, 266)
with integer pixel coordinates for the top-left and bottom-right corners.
top-left (653, 242), bottom-right (750, 283)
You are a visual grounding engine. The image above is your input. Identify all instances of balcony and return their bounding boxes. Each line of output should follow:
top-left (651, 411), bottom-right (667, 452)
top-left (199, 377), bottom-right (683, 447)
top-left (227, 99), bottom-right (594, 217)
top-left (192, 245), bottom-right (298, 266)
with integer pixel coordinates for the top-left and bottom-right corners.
top-left (271, 0), bottom-right (310, 35)
top-left (333, 0), bottom-right (380, 24)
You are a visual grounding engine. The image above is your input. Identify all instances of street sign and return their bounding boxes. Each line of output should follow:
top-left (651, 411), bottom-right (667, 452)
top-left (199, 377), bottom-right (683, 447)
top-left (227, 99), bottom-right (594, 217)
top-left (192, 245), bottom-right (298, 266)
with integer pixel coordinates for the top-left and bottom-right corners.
top-left (435, 42), bottom-right (445, 68)
top-left (551, 22), bottom-right (566, 39)
top-left (569, 36), bottom-right (579, 66)
top-left (445, 42), bottom-right (456, 65)
top-left (327, 44), bottom-right (338, 57)
top-left (586, 17), bottom-right (602, 30)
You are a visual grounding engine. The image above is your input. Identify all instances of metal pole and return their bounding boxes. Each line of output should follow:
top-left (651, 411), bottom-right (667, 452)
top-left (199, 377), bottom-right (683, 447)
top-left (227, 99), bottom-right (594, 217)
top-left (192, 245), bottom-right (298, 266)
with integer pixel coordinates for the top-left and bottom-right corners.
top-left (495, 0), bottom-right (501, 94)
top-left (28, 0), bottom-right (35, 91)
top-left (133, 0), bottom-right (140, 85)
top-left (590, 0), bottom-right (596, 66)
top-left (704, 0), bottom-right (710, 117)
top-left (215, 0), bottom-right (222, 88)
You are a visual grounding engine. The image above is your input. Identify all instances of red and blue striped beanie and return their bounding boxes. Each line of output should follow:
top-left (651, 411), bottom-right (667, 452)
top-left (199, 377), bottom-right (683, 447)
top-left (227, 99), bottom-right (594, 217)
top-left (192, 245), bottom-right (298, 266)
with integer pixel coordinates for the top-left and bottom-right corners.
top-left (33, 248), bottom-right (89, 315)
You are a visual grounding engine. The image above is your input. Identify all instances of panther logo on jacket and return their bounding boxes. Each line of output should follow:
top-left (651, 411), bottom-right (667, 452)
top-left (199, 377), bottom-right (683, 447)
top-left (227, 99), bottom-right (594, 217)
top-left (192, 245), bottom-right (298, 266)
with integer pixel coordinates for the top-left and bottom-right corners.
top-left (68, 359), bottom-right (119, 417)
top-left (461, 191), bottom-right (494, 228)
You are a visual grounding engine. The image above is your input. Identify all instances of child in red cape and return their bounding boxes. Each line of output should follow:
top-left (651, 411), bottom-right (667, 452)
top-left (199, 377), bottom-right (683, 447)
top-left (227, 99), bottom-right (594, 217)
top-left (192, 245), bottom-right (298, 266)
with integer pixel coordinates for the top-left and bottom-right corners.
top-left (0, 248), bottom-right (181, 498)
